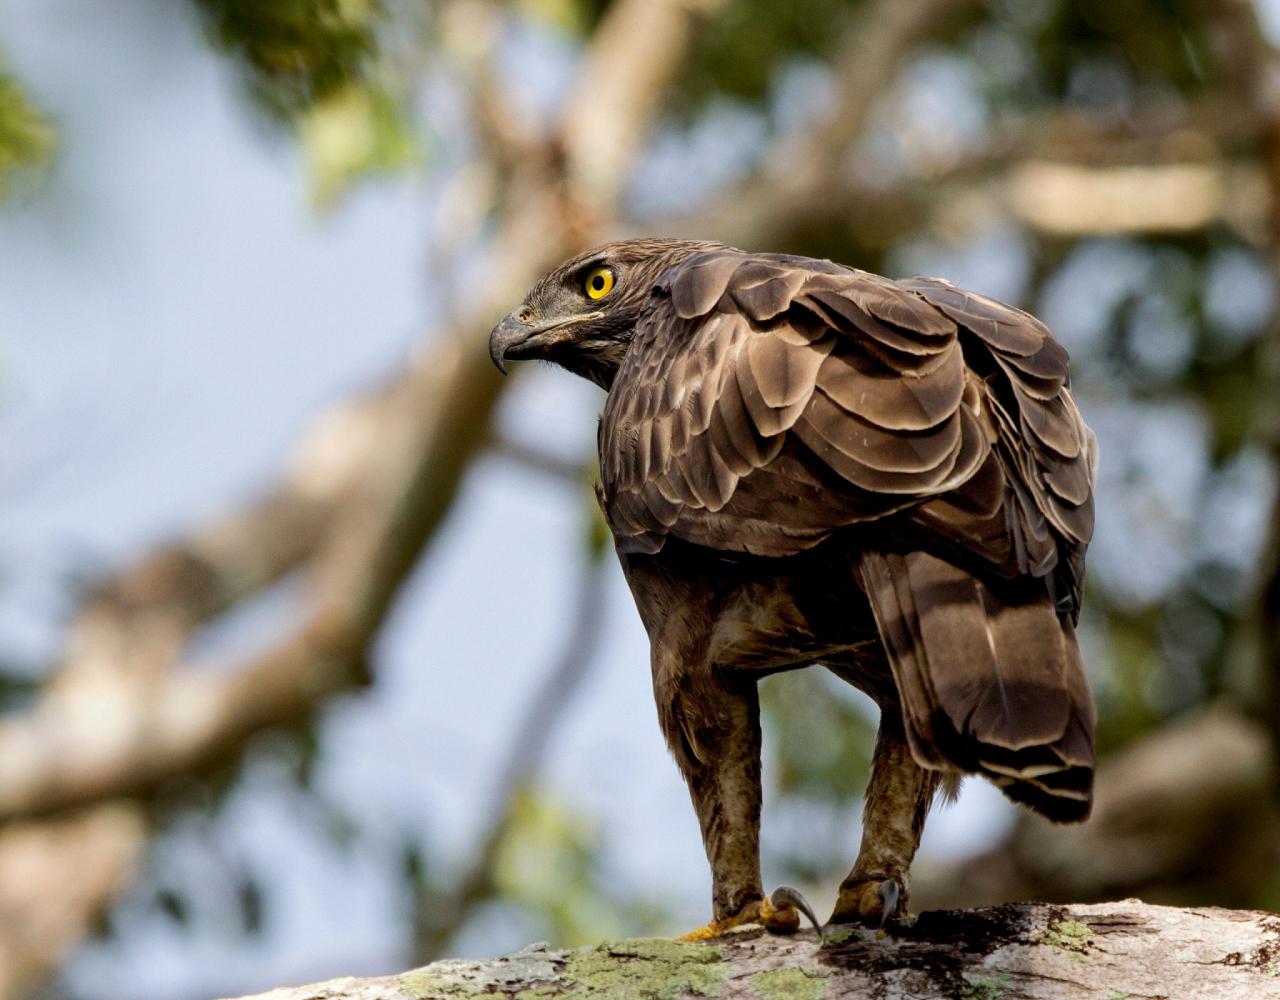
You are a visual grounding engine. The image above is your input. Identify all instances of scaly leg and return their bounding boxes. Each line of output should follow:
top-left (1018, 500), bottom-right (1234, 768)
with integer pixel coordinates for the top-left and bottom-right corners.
top-left (654, 665), bottom-right (801, 939)
top-left (622, 557), bottom-right (817, 939)
top-left (829, 716), bottom-right (940, 927)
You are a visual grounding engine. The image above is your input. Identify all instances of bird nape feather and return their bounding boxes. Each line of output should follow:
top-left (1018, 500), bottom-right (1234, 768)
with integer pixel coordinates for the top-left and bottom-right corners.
top-left (490, 239), bottom-right (1098, 933)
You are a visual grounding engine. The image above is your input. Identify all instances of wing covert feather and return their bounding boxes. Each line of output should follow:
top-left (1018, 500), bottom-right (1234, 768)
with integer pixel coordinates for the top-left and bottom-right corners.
top-left (600, 251), bottom-right (1096, 590)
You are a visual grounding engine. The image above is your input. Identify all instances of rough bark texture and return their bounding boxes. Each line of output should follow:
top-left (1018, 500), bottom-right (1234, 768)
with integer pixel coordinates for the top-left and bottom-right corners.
top-left (223, 901), bottom-right (1280, 999)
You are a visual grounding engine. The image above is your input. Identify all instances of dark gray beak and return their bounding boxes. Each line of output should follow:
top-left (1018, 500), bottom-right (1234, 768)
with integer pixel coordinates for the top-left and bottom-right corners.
top-left (489, 311), bottom-right (599, 374)
top-left (488, 312), bottom-right (532, 375)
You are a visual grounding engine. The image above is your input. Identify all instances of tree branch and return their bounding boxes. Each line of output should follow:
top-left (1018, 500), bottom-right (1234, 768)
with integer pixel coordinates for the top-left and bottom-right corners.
top-left (223, 902), bottom-right (1280, 999)
top-left (0, 806), bottom-right (144, 1000)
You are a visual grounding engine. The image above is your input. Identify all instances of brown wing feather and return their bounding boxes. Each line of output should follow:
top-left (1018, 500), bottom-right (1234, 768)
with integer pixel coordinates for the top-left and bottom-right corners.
top-left (601, 251), bottom-right (1095, 574)
top-left (604, 252), bottom-right (976, 555)
top-left (898, 276), bottom-right (1096, 612)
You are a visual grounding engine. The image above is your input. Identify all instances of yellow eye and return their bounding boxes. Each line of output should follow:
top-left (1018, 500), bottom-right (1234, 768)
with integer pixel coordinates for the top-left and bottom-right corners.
top-left (584, 266), bottom-right (615, 300)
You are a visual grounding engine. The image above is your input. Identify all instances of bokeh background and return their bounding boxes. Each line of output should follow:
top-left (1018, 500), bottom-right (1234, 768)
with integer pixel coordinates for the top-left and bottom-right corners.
top-left (2, 0), bottom-right (1280, 997)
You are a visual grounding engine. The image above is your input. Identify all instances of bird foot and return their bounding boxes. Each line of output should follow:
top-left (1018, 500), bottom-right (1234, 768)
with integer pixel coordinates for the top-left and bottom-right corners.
top-left (828, 876), bottom-right (905, 929)
top-left (678, 886), bottom-right (821, 941)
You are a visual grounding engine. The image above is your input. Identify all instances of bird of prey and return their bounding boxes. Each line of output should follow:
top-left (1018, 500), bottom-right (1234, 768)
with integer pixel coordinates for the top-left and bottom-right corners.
top-left (490, 239), bottom-right (1097, 939)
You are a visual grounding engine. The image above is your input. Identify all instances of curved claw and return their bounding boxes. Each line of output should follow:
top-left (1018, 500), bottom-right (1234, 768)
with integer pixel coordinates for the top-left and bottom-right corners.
top-left (877, 879), bottom-right (901, 930)
top-left (770, 885), bottom-right (823, 937)
top-left (679, 887), bottom-right (821, 941)
top-left (829, 874), bottom-right (906, 930)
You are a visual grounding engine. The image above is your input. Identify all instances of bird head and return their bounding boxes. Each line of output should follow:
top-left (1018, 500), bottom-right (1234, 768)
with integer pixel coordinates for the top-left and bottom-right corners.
top-left (489, 238), bottom-right (725, 389)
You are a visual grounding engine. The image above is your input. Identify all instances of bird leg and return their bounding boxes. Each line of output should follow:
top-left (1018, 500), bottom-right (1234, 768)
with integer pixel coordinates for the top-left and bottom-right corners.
top-left (829, 717), bottom-right (940, 928)
top-left (653, 667), bottom-right (802, 940)
top-left (625, 561), bottom-right (818, 940)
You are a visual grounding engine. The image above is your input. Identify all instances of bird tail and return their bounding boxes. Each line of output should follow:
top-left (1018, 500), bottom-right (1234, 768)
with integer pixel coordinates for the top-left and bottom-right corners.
top-left (858, 549), bottom-right (1095, 822)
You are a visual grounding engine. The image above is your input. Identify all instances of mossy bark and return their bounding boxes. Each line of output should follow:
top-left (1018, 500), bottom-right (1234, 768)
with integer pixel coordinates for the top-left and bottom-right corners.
top-left (223, 900), bottom-right (1280, 999)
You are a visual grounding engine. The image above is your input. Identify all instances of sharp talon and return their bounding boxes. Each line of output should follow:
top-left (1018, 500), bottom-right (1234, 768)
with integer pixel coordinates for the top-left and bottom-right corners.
top-left (877, 879), bottom-right (901, 929)
top-left (770, 885), bottom-right (822, 936)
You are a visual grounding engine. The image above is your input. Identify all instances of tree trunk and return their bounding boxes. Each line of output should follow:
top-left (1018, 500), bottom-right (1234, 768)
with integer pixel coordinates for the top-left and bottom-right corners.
top-left (224, 900), bottom-right (1280, 999)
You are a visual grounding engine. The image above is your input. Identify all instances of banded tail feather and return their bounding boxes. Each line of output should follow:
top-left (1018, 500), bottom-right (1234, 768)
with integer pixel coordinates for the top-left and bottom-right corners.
top-left (859, 549), bottom-right (1095, 822)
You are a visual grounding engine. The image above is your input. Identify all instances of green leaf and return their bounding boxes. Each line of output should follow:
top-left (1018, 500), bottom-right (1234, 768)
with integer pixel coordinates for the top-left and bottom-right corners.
top-left (0, 69), bottom-right (55, 198)
top-left (193, 0), bottom-right (385, 119)
top-left (299, 81), bottom-right (420, 207)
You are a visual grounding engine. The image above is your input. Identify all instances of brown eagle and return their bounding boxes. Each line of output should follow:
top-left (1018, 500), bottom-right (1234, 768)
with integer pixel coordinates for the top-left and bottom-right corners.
top-left (490, 240), bottom-right (1097, 938)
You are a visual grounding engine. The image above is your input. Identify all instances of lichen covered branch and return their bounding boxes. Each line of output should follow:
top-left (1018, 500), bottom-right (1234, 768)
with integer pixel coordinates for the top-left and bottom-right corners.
top-left (224, 901), bottom-right (1280, 1000)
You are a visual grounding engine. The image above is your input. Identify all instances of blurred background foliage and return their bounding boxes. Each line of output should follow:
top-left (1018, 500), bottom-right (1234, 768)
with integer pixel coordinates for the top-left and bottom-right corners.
top-left (0, 65), bottom-right (53, 198)
top-left (2, 0), bottom-right (1280, 997)
top-left (194, 0), bottom-right (387, 120)
top-left (193, 0), bottom-right (420, 204)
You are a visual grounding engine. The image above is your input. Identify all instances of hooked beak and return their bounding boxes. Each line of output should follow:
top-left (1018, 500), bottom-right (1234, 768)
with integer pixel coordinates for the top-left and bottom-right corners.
top-left (488, 313), bottom-right (530, 374)
top-left (488, 311), bottom-right (601, 374)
